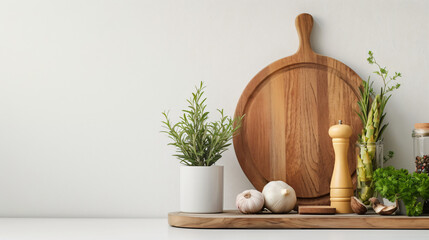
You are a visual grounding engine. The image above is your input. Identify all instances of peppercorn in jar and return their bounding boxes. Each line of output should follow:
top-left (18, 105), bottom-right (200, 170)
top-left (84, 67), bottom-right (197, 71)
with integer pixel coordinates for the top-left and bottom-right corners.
top-left (413, 123), bottom-right (429, 173)
top-left (413, 123), bottom-right (429, 213)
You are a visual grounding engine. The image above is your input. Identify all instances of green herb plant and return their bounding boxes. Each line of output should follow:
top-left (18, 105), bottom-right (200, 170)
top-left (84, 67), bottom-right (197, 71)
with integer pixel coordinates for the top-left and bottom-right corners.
top-left (162, 82), bottom-right (244, 166)
top-left (356, 51), bottom-right (402, 204)
top-left (374, 167), bottom-right (429, 216)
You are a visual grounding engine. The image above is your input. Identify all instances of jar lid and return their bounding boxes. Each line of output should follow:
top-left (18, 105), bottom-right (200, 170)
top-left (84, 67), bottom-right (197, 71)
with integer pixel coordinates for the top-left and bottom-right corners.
top-left (413, 123), bottom-right (429, 137)
top-left (415, 123), bottom-right (429, 129)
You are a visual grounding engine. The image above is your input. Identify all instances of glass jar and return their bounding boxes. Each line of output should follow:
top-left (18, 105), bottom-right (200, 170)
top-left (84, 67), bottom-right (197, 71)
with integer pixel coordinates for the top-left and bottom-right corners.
top-left (413, 123), bottom-right (429, 173)
top-left (356, 141), bottom-right (383, 205)
top-left (412, 123), bottom-right (429, 213)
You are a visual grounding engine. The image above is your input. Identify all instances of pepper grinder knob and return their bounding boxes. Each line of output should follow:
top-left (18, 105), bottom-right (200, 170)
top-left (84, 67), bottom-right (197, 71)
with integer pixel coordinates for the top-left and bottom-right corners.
top-left (329, 120), bottom-right (354, 213)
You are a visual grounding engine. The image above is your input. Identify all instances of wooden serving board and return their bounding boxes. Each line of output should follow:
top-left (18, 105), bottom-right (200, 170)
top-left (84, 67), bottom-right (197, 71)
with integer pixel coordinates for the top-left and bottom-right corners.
top-left (168, 211), bottom-right (429, 229)
top-left (233, 13), bottom-right (362, 206)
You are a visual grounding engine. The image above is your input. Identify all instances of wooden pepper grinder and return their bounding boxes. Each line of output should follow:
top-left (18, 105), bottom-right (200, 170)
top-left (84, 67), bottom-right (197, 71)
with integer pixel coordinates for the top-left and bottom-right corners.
top-left (329, 120), bottom-right (353, 213)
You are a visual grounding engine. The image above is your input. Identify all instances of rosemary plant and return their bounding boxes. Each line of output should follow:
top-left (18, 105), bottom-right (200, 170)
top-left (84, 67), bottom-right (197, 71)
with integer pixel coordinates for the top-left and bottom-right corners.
top-left (162, 82), bottom-right (244, 166)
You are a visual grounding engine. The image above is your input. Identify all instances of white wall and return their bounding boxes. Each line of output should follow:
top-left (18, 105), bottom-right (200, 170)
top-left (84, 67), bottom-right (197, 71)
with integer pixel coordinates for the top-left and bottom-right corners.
top-left (0, 0), bottom-right (427, 217)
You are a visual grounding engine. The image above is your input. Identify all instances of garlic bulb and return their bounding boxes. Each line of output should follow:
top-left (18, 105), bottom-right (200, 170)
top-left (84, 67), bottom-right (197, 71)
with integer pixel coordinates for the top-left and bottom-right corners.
top-left (236, 189), bottom-right (264, 214)
top-left (262, 181), bottom-right (297, 213)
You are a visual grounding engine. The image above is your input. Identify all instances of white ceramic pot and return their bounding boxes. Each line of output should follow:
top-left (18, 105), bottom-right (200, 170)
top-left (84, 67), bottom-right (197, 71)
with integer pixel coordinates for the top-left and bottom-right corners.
top-left (180, 165), bottom-right (223, 213)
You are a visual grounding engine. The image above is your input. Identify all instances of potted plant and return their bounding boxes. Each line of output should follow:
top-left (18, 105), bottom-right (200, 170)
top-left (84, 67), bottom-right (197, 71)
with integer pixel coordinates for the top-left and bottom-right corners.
top-left (355, 51), bottom-right (402, 205)
top-left (373, 166), bottom-right (429, 216)
top-left (162, 82), bottom-right (243, 213)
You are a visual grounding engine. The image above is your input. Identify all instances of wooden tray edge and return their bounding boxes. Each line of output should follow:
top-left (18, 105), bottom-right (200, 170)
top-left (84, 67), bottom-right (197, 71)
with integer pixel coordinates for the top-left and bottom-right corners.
top-left (168, 211), bottom-right (429, 229)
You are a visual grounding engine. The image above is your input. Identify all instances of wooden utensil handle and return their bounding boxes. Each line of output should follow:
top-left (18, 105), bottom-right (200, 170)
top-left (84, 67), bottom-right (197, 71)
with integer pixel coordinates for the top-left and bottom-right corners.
top-left (295, 13), bottom-right (314, 54)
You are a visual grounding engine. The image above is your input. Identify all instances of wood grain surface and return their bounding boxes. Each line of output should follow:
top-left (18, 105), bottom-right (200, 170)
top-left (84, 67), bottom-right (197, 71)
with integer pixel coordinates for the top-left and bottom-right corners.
top-left (168, 211), bottom-right (429, 229)
top-left (233, 13), bottom-right (362, 205)
top-left (298, 206), bottom-right (336, 215)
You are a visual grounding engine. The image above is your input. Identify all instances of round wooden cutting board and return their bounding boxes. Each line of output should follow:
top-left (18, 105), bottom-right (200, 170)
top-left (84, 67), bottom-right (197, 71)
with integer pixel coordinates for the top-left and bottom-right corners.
top-left (233, 13), bottom-right (362, 206)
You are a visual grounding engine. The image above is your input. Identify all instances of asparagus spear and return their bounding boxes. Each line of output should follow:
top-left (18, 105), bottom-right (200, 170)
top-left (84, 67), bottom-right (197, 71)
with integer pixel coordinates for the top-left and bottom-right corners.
top-left (356, 51), bottom-right (401, 204)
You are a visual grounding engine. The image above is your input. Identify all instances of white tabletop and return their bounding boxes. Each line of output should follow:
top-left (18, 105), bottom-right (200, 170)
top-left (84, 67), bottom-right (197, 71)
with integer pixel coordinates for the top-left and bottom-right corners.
top-left (0, 218), bottom-right (428, 240)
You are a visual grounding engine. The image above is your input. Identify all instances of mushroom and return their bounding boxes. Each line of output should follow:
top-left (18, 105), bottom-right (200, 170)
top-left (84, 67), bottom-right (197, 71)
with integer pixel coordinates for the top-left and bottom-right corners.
top-left (369, 197), bottom-right (398, 215)
top-left (351, 196), bottom-right (368, 214)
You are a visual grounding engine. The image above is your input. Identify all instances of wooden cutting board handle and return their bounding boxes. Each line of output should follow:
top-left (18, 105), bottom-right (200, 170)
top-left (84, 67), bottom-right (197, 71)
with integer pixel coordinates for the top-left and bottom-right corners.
top-left (295, 13), bottom-right (314, 55)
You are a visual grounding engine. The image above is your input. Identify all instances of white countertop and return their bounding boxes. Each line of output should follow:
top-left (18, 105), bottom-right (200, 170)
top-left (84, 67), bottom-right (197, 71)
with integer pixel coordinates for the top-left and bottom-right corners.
top-left (0, 218), bottom-right (428, 240)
